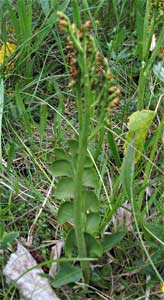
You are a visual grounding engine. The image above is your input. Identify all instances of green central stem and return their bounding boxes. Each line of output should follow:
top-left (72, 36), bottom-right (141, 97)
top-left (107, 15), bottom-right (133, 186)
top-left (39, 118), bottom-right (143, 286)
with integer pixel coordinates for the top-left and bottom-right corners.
top-left (73, 54), bottom-right (91, 283)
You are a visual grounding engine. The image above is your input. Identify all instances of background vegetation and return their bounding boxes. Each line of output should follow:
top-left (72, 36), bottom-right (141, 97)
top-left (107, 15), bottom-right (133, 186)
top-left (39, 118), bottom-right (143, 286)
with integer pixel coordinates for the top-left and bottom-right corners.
top-left (0, 0), bottom-right (164, 299)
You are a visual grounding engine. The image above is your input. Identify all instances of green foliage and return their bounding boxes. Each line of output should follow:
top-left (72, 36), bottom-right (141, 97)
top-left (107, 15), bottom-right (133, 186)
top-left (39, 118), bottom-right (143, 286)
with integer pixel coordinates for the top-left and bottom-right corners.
top-left (0, 1), bottom-right (163, 298)
top-left (85, 233), bottom-right (103, 258)
top-left (53, 262), bottom-right (82, 288)
top-left (40, 0), bottom-right (70, 17)
top-left (55, 178), bottom-right (74, 199)
top-left (107, 127), bottom-right (121, 166)
top-left (64, 228), bottom-right (103, 258)
top-left (57, 192), bottom-right (100, 225)
top-left (6, 0), bottom-right (33, 77)
top-left (101, 229), bottom-right (127, 252)
top-left (54, 148), bottom-right (69, 160)
top-left (91, 264), bottom-right (112, 289)
top-left (0, 224), bottom-right (19, 250)
top-left (65, 228), bottom-right (77, 257)
top-left (57, 201), bottom-right (74, 224)
top-left (136, 0), bottom-right (164, 109)
top-left (86, 212), bottom-right (101, 234)
top-left (121, 140), bottom-right (135, 199)
top-left (143, 222), bottom-right (164, 245)
top-left (82, 168), bottom-right (99, 188)
top-left (50, 160), bottom-right (73, 177)
top-left (136, 10), bottom-right (144, 58)
top-left (15, 86), bottom-right (33, 140)
top-left (82, 190), bottom-right (100, 213)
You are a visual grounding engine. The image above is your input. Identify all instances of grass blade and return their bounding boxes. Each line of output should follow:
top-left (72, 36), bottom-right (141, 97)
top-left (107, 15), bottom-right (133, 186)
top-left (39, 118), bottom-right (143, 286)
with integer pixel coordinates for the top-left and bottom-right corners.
top-left (15, 86), bottom-right (33, 140)
top-left (120, 140), bottom-right (135, 199)
top-left (107, 127), bottom-right (121, 167)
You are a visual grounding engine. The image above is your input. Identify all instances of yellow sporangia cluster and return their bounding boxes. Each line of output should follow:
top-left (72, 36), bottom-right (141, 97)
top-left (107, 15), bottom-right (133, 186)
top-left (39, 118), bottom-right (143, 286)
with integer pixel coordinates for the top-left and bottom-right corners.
top-left (57, 12), bottom-right (121, 117)
top-left (0, 42), bottom-right (16, 65)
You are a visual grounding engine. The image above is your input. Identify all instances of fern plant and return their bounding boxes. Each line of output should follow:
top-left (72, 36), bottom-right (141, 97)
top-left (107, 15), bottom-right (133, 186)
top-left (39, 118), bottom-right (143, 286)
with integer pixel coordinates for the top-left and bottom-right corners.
top-left (50, 11), bottom-right (122, 283)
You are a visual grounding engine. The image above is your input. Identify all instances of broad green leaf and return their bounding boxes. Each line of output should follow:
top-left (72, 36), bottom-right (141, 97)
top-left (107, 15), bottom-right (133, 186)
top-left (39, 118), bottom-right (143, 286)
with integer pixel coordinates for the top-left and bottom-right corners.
top-left (101, 229), bottom-right (127, 252)
top-left (50, 160), bottom-right (72, 177)
top-left (57, 201), bottom-right (73, 224)
top-left (120, 140), bottom-right (135, 199)
top-left (65, 229), bottom-right (103, 258)
top-left (54, 148), bottom-right (68, 160)
top-left (0, 231), bottom-right (19, 249)
top-left (86, 213), bottom-right (100, 234)
top-left (124, 110), bottom-right (155, 162)
top-left (84, 155), bottom-right (93, 167)
top-left (82, 168), bottom-right (99, 188)
top-left (85, 233), bottom-right (103, 257)
top-left (67, 139), bottom-right (79, 156)
top-left (64, 228), bottom-right (77, 257)
top-left (55, 178), bottom-right (74, 199)
top-left (53, 262), bottom-right (82, 288)
top-left (82, 190), bottom-right (99, 212)
top-left (72, 154), bottom-right (93, 168)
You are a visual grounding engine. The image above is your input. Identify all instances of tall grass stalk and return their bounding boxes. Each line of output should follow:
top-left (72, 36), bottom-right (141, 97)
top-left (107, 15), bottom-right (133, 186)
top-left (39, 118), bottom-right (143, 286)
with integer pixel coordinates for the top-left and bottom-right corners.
top-left (6, 0), bottom-right (33, 77)
top-left (138, 103), bottom-right (164, 209)
top-left (121, 140), bottom-right (164, 285)
top-left (137, 0), bottom-right (164, 110)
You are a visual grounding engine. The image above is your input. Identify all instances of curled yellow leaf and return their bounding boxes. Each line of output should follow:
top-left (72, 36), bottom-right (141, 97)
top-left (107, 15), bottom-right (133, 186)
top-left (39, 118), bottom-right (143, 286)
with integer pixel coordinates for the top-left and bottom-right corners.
top-left (124, 110), bottom-right (155, 162)
top-left (0, 42), bottom-right (16, 65)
